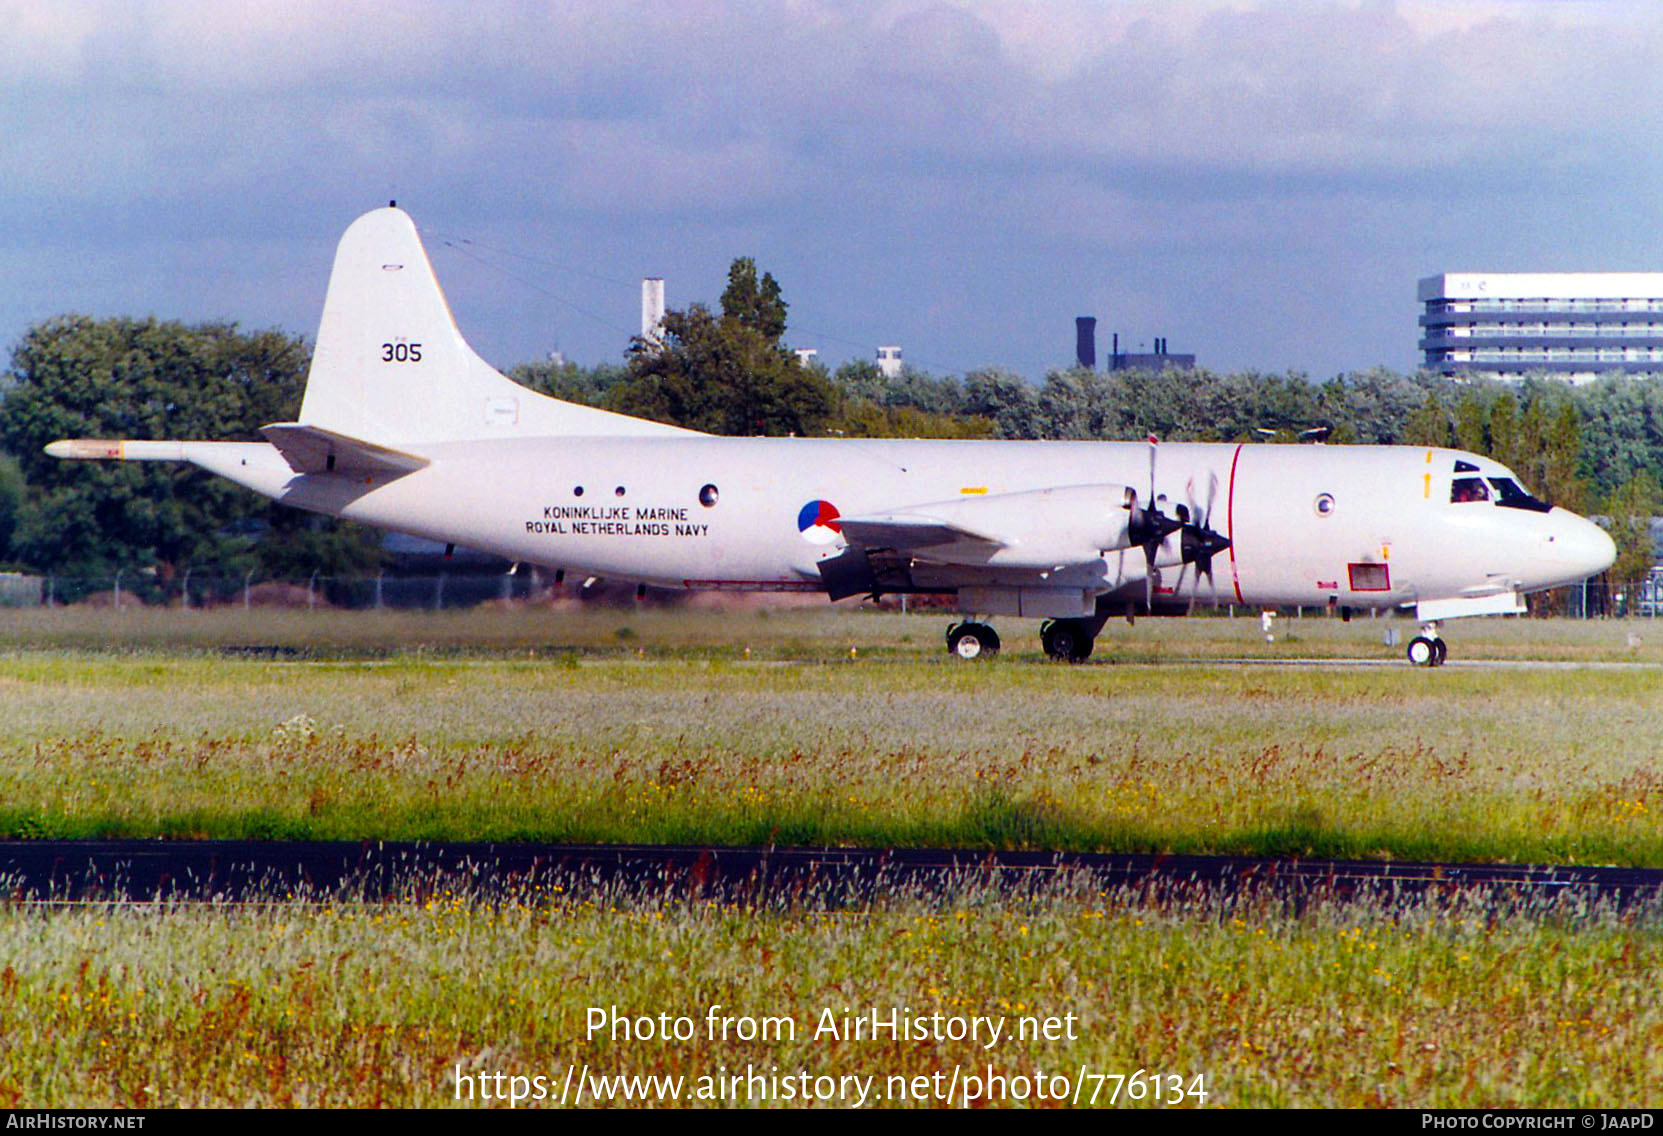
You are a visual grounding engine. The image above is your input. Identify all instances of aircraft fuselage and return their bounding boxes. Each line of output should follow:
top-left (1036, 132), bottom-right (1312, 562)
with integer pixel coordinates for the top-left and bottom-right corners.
top-left (188, 434), bottom-right (1611, 619)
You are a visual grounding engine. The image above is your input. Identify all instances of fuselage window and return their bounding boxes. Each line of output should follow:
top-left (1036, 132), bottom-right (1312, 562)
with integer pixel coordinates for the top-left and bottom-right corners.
top-left (1488, 477), bottom-right (1552, 513)
top-left (1451, 477), bottom-right (1490, 503)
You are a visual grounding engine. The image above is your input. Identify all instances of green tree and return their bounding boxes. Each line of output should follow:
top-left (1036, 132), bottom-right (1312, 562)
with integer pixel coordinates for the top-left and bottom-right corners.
top-left (609, 259), bottom-right (835, 436)
top-left (719, 257), bottom-right (788, 341)
top-left (0, 452), bottom-right (21, 563)
top-left (1514, 396), bottom-right (1586, 512)
top-left (507, 359), bottom-right (628, 407)
top-left (833, 359), bottom-right (884, 386)
top-left (1605, 472), bottom-right (1660, 614)
top-left (1488, 391), bottom-right (1519, 471)
top-left (1454, 393), bottom-right (1487, 453)
top-left (961, 368), bottom-right (1041, 438)
top-left (825, 398), bottom-right (995, 439)
top-left (0, 315), bottom-right (382, 580)
top-left (1570, 374), bottom-right (1663, 497)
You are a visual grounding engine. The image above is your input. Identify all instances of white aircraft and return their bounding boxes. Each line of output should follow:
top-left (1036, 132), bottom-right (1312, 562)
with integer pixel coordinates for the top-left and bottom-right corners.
top-left (48, 205), bottom-right (1615, 666)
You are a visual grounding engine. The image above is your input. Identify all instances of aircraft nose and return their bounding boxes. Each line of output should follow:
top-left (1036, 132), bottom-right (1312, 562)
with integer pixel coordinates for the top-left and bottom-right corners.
top-left (1552, 510), bottom-right (1616, 580)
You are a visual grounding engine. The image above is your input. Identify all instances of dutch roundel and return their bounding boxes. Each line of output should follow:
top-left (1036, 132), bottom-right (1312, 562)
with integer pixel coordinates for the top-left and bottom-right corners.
top-left (797, 499), bottom-right (842, 545)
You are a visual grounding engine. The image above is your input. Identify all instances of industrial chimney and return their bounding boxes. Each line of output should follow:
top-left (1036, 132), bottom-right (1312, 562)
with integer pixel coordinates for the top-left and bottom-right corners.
top-left (1075, 317), bottom-right (1097, 370)
top-left (641, 277), bottom-right (665, 344)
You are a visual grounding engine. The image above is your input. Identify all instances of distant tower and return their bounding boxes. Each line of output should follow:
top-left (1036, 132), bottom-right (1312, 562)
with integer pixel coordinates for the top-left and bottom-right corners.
top-left (876, 345), bottom-right (903, 378)
top-left (641, 277), bottom-right (665, 344)
top-left (793, 348), bottom-right (819, 367)
top-left (1075, 316), bottom-right (1097, 370)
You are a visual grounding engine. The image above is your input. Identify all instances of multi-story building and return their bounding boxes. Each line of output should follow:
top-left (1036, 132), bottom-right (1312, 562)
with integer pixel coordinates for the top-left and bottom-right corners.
top-left (1419, 272), bottom-right (1663, 381)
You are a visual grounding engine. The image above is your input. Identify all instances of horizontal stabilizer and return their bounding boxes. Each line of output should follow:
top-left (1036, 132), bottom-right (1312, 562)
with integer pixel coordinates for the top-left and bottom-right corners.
top-left (837, 512), bottom-right (1001, 551)
top-left (260, 423), bottom-right (430, 475)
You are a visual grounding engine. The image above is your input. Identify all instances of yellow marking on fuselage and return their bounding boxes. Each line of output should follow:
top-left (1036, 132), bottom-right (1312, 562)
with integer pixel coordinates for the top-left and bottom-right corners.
top-left (1423, 473), bottom-right (1431, 499)
top-left (959, 486), bottom-right (987, 494)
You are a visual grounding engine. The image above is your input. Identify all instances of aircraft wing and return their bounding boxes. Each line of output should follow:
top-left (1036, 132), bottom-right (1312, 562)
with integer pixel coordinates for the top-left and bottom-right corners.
top-left (820, 486), bottom-right (1139, 603)
top-left (260, 423), bottom-right (430, 475)
top-left (835, 512), bottom-right (1002, 552)
top-left (821, 484), bottom-right (1152, 605)
top-left (834, 484), bottom-right (1137, 567)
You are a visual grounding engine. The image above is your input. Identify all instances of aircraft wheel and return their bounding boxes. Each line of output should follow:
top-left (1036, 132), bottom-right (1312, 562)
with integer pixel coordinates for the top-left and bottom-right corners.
top-left (1041, 619), bottom-right (1095, 663)
top-left (1431, 637), bottom-right (1448, 667)
top-left (1406, 635), bottom-right (1438, 667)
top-left (947, 622), bottom-right (1000, 660)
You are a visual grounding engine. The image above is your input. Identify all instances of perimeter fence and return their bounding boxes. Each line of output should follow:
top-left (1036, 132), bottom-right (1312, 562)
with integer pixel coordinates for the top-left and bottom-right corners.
top-left (0, 570), bottom-right (547, 611)
top-left (0, 570), bottom-right (1628, 618)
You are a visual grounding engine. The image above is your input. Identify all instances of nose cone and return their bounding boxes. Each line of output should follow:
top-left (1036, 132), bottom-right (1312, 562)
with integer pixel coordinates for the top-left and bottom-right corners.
top-left (1549, 510), bottom-right (1616, 584)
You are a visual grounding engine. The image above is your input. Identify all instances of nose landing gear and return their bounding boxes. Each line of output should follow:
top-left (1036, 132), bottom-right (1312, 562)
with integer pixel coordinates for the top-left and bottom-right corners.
top-left (1407, 623), bottom-right (1447, 667)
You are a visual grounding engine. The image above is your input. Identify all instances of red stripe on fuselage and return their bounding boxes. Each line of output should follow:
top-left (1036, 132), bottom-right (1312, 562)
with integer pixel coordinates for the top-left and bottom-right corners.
top-left (1226, 443), bottom-right (1244, 604)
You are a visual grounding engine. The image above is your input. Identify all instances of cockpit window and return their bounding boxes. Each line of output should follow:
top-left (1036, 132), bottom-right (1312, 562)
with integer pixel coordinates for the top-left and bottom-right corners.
top-left (1488, 477), bottom-right (1552, 513)
top-left (1454, 460), bottom-right (1480, 473)
top-left (1451, 477), bottom-right (1490, 504)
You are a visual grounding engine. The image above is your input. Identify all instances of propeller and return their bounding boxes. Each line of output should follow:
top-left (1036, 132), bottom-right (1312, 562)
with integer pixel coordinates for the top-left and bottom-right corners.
top-left (1174, 469), bottom-right (1231, 609)
top-left (1126, 437), bottom-right (1183, 611)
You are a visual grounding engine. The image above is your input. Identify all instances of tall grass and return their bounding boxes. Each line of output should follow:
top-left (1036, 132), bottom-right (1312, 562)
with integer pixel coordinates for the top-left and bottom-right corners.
top-left (0, 880), bottom-right (1656, 1107)
top-left (3, 610), bottom-right (1661, 1108)
top-left (3, 603), bottom-right (1662, 661)
top-left (0, 613), bottom-right (1659, 861)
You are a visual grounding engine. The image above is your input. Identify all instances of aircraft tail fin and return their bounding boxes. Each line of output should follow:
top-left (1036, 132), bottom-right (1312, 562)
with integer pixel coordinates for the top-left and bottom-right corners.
top-left (298, 206), bottom-right (691, 445)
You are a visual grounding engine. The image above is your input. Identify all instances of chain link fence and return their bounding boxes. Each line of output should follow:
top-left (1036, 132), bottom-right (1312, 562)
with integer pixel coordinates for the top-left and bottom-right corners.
top-left (0, 570), bottom-right (1631, 618)
top-left (0, 569), bottom-right (551, 610)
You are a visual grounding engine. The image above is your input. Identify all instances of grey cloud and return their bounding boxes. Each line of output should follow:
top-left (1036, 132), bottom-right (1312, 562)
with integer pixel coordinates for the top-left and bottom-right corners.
top-left (3, 0), bottom-right (1663, 381)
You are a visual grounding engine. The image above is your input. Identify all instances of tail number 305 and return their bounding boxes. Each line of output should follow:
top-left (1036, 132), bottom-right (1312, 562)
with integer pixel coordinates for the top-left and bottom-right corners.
top-left (382, 342), bottom-right (422, 363)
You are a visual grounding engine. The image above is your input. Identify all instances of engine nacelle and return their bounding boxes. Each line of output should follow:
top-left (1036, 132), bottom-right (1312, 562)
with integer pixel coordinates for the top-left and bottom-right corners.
top-left (926, 483), bottom-right (1138, 568)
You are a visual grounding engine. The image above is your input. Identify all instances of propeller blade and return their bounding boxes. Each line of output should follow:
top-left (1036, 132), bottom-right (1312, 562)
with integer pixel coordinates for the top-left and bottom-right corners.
top-left (1177, 559), bottom-right (1196, 614)
top-left (1174, 469), bottom-right (1229, 609)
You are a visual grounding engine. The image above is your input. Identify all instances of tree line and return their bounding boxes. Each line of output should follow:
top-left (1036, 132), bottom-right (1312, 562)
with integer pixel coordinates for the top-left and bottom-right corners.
top-left (2, 258), bottom-right (1661, 600)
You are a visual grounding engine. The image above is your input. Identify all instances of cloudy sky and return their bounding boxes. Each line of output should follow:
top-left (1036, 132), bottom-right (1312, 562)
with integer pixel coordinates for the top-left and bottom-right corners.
top-left (3, 0), bottom-right (1662, 382)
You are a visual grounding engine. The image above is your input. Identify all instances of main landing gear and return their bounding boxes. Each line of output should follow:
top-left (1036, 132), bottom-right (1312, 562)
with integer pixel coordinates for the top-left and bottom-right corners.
top-left (1039, 618), bottom-right (1097, 663)
top-left (946, 621), bottom-right (1001, 659)
top-left (947, 611), bottom-right (1112, 663)
top-left (1406, 622), bottom-right (1448, 667)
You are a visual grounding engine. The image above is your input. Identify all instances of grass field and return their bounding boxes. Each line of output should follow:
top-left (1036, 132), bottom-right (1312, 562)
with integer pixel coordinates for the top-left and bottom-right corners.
top-left (0, 882), bottom-right (1657, 1108)
top-left (0, 606), bottom-right (1659, 863)
top-left (1, 605), bottom-right (1661, 1107)
top-left (4, 601), bottom-right (1661, 661)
